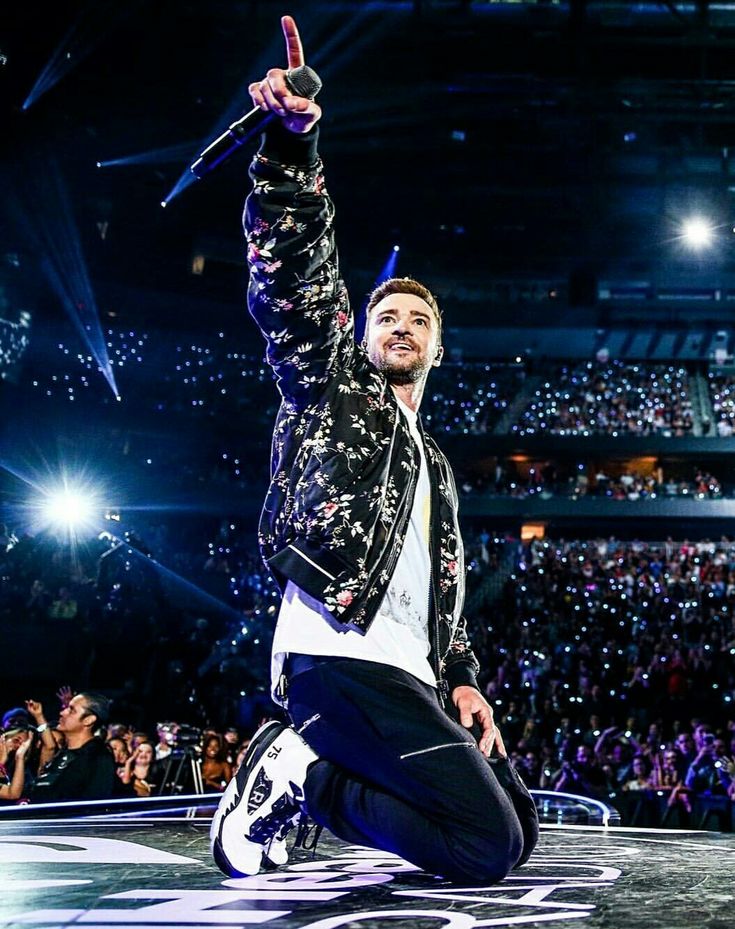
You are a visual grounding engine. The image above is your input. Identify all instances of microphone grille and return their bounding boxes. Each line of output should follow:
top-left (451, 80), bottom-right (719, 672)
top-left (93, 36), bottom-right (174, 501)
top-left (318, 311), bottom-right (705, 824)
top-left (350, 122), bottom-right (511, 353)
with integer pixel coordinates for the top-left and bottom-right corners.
top-left (286, 65), bottom-right (323, 101)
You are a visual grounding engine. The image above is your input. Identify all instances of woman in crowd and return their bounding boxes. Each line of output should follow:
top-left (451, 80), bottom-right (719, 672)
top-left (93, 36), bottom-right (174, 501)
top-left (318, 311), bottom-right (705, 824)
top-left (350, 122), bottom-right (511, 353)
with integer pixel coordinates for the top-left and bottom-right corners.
top-left (120, 741), bottom-right (159, 797)
top-left (201, 733), bottom-right (232, 792)
top-left (654, 747), bottom-right (692, 826)
top-left (0, 730), bottom-right (33, 802)
top-left (621, 754), bottom-right (654, 792)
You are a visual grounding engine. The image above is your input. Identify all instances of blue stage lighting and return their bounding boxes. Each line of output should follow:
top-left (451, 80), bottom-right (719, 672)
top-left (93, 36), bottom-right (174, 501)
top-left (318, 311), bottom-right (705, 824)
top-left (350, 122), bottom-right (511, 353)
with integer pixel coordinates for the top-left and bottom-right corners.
top-left (10, 159), bottom-right (119, 399)
top-left (375, 244), bottom-right (400, 285)
top-left (22, 1), bottom-right (138, 110)
top-left (97, 142), bottom-right (202, 169)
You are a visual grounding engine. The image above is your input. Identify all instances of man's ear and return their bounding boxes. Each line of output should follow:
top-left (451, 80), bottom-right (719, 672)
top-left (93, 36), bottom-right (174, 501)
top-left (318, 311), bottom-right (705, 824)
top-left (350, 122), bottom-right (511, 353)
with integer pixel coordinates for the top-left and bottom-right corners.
top-left (433, 345), bottom-right (444, 367)
top-left (83, 713), bottom-right (97, 732)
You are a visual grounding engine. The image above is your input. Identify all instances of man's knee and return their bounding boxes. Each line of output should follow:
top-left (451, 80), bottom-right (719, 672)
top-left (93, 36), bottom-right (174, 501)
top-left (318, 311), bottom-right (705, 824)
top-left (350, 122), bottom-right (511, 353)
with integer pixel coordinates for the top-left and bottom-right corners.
top-left (449, 817), bottom-right (524, 884)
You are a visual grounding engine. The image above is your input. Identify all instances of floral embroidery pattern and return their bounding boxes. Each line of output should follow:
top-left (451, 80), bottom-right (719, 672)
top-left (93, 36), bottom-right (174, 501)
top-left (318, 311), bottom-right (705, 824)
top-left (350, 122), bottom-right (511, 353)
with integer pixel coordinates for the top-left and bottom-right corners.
top-left (246, 144), bottom-right (478, 683)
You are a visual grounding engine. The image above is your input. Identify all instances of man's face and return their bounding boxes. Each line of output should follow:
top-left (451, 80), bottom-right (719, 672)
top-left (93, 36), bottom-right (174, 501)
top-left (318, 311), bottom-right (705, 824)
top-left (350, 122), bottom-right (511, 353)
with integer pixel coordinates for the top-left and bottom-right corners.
top-left (365, 293), bottom-right (441, 386)
top-left (694, 724), bottom-right (709, 748)
top-left (58, 695), bottom-right (93, 737)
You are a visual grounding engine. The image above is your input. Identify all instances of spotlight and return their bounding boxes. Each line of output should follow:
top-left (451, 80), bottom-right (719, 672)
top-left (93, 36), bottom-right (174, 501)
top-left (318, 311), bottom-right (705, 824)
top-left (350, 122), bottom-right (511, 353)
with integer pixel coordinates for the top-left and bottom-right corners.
top-left (373, 244), bottom-right (400, 287)
top-left (43, 489), bottom-right (95, 530)
top-left (33, 474), bottom-right (103, 537)
top-left (681, 217), bottom-right (714, 250)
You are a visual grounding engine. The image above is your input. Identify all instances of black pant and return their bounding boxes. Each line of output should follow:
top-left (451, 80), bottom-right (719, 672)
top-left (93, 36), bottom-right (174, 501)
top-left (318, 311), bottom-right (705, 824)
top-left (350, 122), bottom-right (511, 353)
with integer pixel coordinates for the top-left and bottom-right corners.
top-left (287, 657), bottom-right (538, 884)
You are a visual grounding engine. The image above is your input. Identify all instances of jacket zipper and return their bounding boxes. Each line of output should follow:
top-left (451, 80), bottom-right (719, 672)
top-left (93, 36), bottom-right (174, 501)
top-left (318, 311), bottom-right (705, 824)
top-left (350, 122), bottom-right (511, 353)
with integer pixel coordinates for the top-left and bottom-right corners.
top-left (359, 410), bottom-right (417, 621)
top-left (423, 429), bottom-right (448, 704)
top-left (375, 444), bottom-right (416, 591)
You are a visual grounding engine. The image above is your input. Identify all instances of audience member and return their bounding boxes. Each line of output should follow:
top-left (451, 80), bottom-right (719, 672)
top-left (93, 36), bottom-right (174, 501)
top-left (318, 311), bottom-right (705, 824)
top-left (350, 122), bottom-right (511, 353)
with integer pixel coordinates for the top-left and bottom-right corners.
top-left (201, 733), bottom-right (233, 792)
top-left (119, 741), bottom-right (160, 797)
top-left (29, 692), bottom-right (115, 803)
top-left (0, 727), bottom-right (33, 802)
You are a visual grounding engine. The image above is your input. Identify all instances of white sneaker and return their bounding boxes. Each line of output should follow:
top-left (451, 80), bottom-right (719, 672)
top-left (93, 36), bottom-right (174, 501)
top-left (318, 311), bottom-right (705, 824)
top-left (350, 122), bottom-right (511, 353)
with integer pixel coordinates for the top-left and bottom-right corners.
top-left (210, 720), bottom-right (318, 877)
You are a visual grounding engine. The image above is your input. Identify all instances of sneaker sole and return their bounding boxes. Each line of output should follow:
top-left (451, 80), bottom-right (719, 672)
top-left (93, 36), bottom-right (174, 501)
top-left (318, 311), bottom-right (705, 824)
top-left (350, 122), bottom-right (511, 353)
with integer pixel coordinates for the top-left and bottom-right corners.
top-left (210, 720), bottom-right (284, 877)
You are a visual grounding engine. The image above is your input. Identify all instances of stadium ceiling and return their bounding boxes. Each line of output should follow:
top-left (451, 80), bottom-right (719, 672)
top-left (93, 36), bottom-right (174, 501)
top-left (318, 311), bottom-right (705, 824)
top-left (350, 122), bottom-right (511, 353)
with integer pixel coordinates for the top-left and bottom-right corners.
top-left (5, 0), bottom-right (735, 330)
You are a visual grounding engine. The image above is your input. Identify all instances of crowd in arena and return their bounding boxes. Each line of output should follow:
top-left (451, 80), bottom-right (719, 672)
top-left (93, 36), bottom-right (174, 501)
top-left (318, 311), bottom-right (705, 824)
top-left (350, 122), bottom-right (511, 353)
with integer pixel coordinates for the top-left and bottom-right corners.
top-left (4, 328), bottom-right (735, 827)
top-left (2, 521), bottom-right (734, 827)
top-left (460, 464), bottom-right (726, 501)
top-left (15, 325), bottom-right (735, 449)
top-left (23, 327), bottom-right (527, 438)
top-left (468, 536), bottom-right (735, 827)
top-left (513, 361), bottom-right (694, 437)
top-left (709, 372), bottom-right (735, 437)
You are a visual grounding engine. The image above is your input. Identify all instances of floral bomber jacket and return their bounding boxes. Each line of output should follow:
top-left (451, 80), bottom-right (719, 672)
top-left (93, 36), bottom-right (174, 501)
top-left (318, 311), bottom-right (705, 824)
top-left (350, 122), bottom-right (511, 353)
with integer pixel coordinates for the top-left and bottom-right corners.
top-left (244, 124), bottom-right (480, 695)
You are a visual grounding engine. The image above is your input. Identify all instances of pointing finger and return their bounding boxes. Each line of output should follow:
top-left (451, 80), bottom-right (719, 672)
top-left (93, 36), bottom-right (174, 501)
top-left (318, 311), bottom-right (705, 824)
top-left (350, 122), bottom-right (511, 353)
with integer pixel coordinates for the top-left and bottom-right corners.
top-left (282, 15), bottom-right (305, 70)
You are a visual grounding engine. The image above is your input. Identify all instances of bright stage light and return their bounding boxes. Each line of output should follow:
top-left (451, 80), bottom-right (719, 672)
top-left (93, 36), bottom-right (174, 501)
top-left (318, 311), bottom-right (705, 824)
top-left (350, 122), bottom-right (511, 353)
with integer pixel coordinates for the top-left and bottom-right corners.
top-left (43, 489), bottom-right (94, 529)
top-left (681, 217), bottom-right (714, 249)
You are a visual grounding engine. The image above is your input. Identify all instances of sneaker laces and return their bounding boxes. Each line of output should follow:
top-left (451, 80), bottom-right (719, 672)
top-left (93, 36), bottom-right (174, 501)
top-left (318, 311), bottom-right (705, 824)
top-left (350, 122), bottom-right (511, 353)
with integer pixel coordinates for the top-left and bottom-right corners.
top-left (263, 806), bottom-right (321, 865)
top-left (292, 812), bottom-right (323, 858)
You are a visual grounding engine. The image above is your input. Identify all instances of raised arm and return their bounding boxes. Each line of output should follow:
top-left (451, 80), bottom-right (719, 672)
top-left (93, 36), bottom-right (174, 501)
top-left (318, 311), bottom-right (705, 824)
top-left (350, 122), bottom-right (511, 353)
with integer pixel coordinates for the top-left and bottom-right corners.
top-left (26, 699), bottom-right (58, 770)
top-left (244, 16), bottom-right (353, 406)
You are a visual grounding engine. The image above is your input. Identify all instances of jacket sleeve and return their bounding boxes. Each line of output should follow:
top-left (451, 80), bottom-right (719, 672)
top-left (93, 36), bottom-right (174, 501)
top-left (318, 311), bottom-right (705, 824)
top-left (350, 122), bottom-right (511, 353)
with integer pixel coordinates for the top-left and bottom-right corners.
top-left (245, 123), bottom-right (354, 407)
top-left (444, 617), bottom-right (481, 693)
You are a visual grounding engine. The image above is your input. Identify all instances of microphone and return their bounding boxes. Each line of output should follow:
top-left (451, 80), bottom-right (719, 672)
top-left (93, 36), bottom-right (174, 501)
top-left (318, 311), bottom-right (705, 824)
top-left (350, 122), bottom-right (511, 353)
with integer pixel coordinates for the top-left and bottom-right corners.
top-left (190, 65), bottom-right (322, 179)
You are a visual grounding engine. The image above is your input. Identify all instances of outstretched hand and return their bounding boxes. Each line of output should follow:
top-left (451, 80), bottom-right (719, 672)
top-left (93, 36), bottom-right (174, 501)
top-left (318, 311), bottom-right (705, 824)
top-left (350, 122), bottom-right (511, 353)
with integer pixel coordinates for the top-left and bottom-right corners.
top-left (56, 685), bottom-right (73, 709)
top-left (248, 15), bottom-right (322, 134)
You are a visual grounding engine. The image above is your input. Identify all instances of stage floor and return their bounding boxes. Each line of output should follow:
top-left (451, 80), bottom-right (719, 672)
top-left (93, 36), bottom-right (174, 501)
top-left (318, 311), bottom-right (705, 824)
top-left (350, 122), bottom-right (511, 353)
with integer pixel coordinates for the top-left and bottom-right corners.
top-left (2, 804), bottom-right (734, 929)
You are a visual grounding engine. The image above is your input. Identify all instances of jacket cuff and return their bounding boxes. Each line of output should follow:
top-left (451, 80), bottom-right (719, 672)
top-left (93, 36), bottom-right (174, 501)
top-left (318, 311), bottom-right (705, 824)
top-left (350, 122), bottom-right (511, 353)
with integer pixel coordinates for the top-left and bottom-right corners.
top-left (267, 539), bottom-right (352, 614)
top-left (259, 122), bottom-right (319, 166)
top-left (445, 660), bottom-right (480, 693)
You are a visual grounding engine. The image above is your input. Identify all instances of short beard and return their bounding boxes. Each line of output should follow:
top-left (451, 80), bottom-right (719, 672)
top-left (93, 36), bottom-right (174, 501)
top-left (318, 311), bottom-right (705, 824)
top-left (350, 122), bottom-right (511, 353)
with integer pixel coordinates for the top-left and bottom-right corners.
top-left (374, 356), bottom-right (426, 386)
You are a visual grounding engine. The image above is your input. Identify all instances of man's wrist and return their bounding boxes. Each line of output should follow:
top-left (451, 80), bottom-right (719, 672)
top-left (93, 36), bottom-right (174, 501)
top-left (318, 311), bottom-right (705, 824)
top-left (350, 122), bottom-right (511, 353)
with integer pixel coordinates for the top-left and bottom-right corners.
top-left (260, 121), bottom-right (319, 166)
top-left (36, 722), bottom-right (49, 733)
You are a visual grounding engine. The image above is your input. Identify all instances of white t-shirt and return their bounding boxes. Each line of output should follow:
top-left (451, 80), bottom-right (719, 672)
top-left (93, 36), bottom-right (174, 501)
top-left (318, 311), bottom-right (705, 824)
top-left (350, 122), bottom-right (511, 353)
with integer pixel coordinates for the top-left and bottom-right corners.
top-left (271, 396), bottom-right (435, 700)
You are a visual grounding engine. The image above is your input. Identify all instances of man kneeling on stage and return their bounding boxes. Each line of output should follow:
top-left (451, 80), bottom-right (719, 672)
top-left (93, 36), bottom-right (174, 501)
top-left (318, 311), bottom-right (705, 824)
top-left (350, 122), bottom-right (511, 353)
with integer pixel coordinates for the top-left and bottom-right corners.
top-left (210, 15), bottom-right (539, 884)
